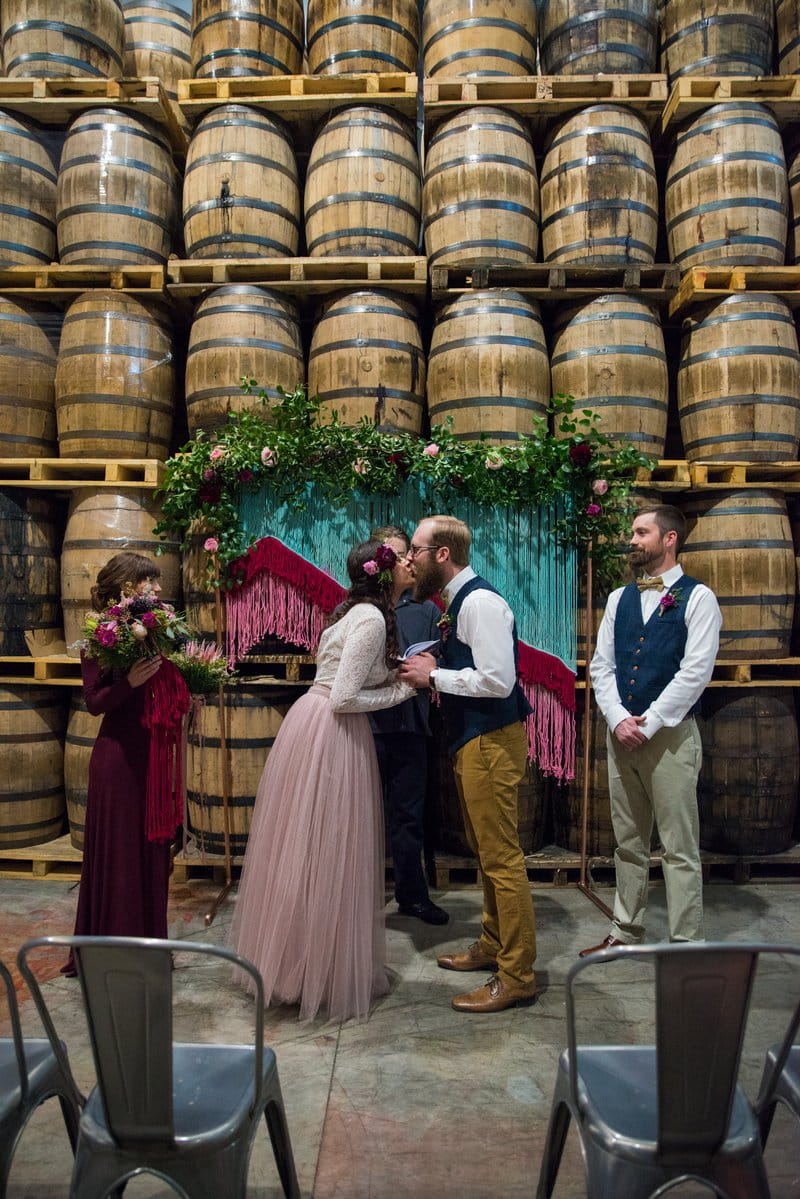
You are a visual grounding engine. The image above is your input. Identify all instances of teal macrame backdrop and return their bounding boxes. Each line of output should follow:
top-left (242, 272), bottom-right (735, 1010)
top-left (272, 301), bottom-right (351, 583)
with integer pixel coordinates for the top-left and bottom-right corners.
top-left (239, 480), bottom-right (577, 674)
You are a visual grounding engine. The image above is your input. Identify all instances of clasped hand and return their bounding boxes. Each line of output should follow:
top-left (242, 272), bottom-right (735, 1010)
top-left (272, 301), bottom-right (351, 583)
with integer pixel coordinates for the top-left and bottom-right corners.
top-left (614, 715), bottom-right (647, 750)
top-left (398, 651), bottom-right (438, 689)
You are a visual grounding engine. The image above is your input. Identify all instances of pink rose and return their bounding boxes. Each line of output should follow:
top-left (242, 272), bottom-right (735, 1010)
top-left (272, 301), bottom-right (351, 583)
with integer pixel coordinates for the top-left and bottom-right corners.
top-left (202, 467), bottom-right (215, 481)
top-left (485, 450), bottom-right (503, 470)
top-left (260, 446), bottom-right (277, 467)
top-left (423, 443), bottom-right (439, 457)
top-left (353, 458), bottom-right (370, 475)
top-left (209, 446), bottom-right (226, 462)
top-left (585, 503), bottom-right (601, 516)
top-left (363, 560), bottom-right (378, 576)
top-left (592, 478), bottom-right (608, 495)
top-left (203, 536), bottom-right (219, 553)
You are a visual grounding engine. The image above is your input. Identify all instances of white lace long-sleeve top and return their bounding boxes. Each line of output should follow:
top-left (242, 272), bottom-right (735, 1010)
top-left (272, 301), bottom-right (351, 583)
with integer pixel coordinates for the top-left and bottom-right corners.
top-left (314, 603), bottom-right (415, 714)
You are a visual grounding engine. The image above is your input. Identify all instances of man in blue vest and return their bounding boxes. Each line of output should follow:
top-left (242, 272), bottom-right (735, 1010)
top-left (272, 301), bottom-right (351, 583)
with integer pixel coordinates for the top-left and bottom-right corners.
top-left (399, 515), bottom-right (537, 1013)
top-left (369, 524), bottom-right (448, 926)
top-left (581, 505), bottom-right (722, 955)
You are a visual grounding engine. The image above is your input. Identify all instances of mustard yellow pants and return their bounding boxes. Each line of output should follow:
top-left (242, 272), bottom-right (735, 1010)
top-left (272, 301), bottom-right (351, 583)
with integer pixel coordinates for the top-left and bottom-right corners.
top-left (453, 722), bottom-right (537, 988)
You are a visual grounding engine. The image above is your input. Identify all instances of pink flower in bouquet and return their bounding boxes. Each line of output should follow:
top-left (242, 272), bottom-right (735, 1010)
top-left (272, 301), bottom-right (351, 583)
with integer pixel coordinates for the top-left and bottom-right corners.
top-left (209, 446), bottom-right (226, 462)
top-left (107, 605), bottom-right (123, 618)
top-left (363, 560), bottom-right (379, 576)
top-left (130, 621), bottom-right (148, 640)
top-left (353, 458), bottom-right (370, 475)
top-left (95, 622), bottom-right (118, 647)
top-left (585, 503), bottom-right (601, 516)
top-left (140, 611), bottom-right (157, 628)
top-left (203, 536), bottom-right (219, 554)
top-left (592, 478), bottom-right (608, 495)
top-left (238, 467), bottom-right (254, 483)
top-left (202, 467), bottom-right (215, 482)
top-left (423, 443), bottom-right (439, 457)
top-left (485, 450), bottom-right (503, 470)
top-left (260, 446), bottom-right (277, 467)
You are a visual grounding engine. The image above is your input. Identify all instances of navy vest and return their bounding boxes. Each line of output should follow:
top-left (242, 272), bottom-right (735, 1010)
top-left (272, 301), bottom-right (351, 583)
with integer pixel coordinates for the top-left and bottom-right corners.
top-left (615, 575), bottom-right (703, 718)
top-left (439, 575), bottom-right (532, 756)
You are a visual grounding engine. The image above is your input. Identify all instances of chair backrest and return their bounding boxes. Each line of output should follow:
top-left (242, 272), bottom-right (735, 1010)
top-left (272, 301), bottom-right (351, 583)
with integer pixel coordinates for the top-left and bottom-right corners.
top-left (1, 958), bottom-right (28, 1105)
top-left (566, 942), bottom-right (800, 1164)
top-left (17, 936), bottom-right (266, 1148)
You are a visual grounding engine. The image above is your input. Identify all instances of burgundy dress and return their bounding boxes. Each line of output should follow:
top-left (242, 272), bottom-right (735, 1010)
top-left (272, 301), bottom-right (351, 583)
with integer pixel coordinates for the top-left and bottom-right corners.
top-left (69, 654), bottom-right (171, 948)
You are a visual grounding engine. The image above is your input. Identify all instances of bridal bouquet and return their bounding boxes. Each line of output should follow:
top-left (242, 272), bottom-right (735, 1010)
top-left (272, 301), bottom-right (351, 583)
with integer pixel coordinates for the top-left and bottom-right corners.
top-left (82, 590), bottom-right (190, 672)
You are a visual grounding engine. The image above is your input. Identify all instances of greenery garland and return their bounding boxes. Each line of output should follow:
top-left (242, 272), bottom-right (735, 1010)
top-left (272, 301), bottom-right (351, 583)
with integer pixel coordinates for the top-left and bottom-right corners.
top-left (154, 383), bottom-right (653, 586)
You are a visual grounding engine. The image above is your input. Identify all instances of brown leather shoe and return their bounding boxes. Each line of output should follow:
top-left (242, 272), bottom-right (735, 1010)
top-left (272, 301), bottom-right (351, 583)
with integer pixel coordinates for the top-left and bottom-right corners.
top-left (437, 941), bottom-right (497, 972)
top-left (578, 935), bottom-right (628, 958)
top-left (451, 973), bottom-right (538, 1013)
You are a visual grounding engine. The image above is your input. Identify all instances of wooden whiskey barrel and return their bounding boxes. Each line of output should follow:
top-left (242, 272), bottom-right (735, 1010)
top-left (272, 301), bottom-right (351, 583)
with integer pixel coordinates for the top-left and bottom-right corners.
top-left (0, 490), bottom-right (62, 656)
top-left (0, 298), bottom-right (58, 457)
top-left (305, 106), bottom-right (420, 257)
top-left (0, 687), bottom-right (66, 849)
top-left (57, 108), bottom-right (178, 266)
top-left (0, 110), bottom-right (57, 266)
top-left (698, 689), bottom-right (799, 855)
top-left (122, 0), bottom-right (191, 96)
top-left (776, 0), bottom-right (800, 75)
top-left (309, 291), bottom-right (425, 433)
top-left (666, 103), bottom-right (788, 270)
top-left (681, 490), bottom-right (796, 660)
top-left (307, 0), bottom-right (419, 73)
top-left (186, 686), bottom-right (296, 857)
top-left (788, 144), bottom-right (800, 265)
top-left (427, 290), bottom-right (549, 444)
top-left (183, 104), bottom-right (300, 259)
top-left (423, 106), bottom-right (538, 267)
top-left (2, 0), bottom-right (124, 77)
top-left (55, 291), bottom-right (175, 460)
top-left (422, 0), bottom-right (537, 76)
top-left (551, 295), bottom-right (668, 458)
top-left (60, 488), bottom-right (181, 651)
top-left (191, 0), bottom-right (303, 76)
top-left (677, 294), bottom-right (800, 463)
top-left (661, 0), bottom-right (773, 81)
top-left (540, 0), bottom-right (658, 74)
top-left (541, 105), bottom-right (657, 265)
top-left (185, 285), bottom-right (303, 434)
top-left (63, 693), bottom-right (101, 850)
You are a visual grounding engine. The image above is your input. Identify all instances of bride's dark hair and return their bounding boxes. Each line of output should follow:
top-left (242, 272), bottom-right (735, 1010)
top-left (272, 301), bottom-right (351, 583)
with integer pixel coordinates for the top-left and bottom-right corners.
top-left (327, 539), bottom-right (399, 667)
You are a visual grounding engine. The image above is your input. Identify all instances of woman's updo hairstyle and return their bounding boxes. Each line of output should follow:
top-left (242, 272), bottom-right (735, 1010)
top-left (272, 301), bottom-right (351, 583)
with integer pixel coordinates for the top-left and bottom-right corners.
top-left (91, 552), bottom-right (160, 612)
top-left (328, 539), bottom-right (400, 666)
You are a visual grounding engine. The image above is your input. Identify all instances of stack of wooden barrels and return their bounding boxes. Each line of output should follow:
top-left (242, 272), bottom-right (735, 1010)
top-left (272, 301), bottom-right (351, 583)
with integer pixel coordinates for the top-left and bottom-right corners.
top-left (1, 0), bottom-right (799, 865)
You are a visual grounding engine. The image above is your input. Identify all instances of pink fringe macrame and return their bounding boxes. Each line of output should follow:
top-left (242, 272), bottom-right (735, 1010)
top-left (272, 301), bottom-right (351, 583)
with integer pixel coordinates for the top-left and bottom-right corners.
top-left (143, 658), bottom-right (192, 843)
top-left (225, 536), bottom-right (576, 779)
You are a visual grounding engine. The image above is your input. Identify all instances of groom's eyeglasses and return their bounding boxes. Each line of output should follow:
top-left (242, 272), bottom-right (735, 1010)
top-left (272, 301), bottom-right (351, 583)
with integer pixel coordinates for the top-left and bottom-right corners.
top-left (407, 544), bottom-right (442, 559)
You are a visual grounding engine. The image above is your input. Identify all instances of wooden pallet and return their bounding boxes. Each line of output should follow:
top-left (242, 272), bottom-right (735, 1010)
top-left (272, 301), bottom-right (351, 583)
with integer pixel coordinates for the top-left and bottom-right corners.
top-left (688, 461), bottom-right (800, 491)
top-left (634, 460), bottom-right (692, 490)
top-left (661, 74), bottom-right (800, 137)
top-left (430, 262), bottom-right (679, 304)
top-left (0, 263), bottom-right (166, 299)
top-left (576, 657), bottom-right (800, 689)
top-left (0, 457), bottom-right (165, 488)
top-left (0, 834), bottom-right (82, 881)
top-left (0, 656), bottom-right (81, 686)
top-left (669, 266), bottom-right (800, 320)
top-left (178, 72), bottom-right (418, 130)
top-left (424, 73), bottom-right (667, 132)
top-left (237, 654), bottom-right (317, 686)
top-left (0, 76), bottom-right (188, 153)
top-left (167, 256), bottom-right (428, 299)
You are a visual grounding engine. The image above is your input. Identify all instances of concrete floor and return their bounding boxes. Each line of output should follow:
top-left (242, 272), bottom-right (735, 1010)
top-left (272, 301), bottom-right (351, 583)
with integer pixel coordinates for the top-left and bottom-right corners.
top-left (2, 874), bottom-right (800, 1198)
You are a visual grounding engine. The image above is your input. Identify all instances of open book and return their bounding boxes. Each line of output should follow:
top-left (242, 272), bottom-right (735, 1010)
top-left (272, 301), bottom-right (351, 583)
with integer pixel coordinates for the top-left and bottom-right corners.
top-left (397, 638), bottom-right (440, 662)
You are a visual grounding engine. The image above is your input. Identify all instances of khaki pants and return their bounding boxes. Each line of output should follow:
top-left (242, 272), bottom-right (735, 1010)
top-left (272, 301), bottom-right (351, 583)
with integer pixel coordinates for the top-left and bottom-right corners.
top-left (453, 722), bottom-right (537, 987)
top-left (606, 718), bottom-right (704, 944)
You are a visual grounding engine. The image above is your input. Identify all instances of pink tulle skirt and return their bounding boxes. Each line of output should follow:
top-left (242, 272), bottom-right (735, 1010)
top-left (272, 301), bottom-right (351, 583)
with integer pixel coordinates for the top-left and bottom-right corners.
top-left (229, 685), bottom-right (389, 1022)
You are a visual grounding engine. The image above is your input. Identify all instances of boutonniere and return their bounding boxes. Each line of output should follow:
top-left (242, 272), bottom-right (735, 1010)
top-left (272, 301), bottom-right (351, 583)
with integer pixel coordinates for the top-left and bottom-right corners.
top-left (437, 612), bottom-right (453, 642)
top-left (658, 587), bottom-right (682, 616)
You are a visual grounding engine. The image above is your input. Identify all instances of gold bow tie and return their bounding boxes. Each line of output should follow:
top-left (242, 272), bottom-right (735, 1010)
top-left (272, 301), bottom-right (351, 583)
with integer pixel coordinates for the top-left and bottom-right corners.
top-left (636, 576), bottom-right (665, 592)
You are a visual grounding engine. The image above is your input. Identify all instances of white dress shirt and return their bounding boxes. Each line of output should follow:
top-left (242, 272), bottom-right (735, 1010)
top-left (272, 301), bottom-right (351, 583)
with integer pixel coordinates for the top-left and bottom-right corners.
top-left (590, 564), bottom-right (722, 739)
top-left (430, 566), bottom-right (518, 699)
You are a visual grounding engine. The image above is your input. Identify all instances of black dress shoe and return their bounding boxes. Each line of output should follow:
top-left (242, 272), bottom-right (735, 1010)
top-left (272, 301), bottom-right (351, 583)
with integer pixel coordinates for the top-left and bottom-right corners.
top-left (398, 900), bottom-right (450, 925)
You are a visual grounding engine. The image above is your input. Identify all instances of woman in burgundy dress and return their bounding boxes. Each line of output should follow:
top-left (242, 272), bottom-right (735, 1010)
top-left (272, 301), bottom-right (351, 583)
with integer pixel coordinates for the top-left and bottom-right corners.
top-left (62, 552), bottom-right (168, 976)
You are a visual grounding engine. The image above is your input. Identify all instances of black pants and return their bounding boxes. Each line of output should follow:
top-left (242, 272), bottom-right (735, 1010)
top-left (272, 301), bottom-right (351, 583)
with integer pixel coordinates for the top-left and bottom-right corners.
top-left (374, 732), bottom-right (430, 907)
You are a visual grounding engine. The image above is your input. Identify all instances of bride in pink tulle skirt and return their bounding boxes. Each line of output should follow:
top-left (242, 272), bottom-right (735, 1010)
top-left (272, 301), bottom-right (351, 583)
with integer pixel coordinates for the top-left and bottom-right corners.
top-left (229, 539), bottom-right (415, 1021)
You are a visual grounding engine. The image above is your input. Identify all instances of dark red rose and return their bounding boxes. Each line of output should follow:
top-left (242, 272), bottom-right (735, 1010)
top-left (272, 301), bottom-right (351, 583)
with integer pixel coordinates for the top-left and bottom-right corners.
top-left (238, 468), bottom-right (254, 483)
top-left (387, 451), bottom-right (409, 478)
top-left (568, 443), bottom-right (592, 467)
top-left (450, 474), bottom-right (464, 489)
top-left (374, 544), bottom-right (397, 570)
top-left (198, 481), bottom-right (222, 504)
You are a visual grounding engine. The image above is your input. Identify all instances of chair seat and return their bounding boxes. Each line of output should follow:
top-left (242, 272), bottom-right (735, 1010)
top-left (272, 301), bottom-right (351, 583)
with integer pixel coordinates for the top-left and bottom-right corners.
top-left (571, 1046), bottom-right (760, 1160)
top-left (0, 1037), bottom-right (66, 1120)
top-left (82, 1043), bottom-right (278, 1150)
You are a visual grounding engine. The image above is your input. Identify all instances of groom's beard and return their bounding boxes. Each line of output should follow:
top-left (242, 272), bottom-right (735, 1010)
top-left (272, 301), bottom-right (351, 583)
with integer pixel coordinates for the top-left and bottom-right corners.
top-left (412, 557), bottom-right (445, 601)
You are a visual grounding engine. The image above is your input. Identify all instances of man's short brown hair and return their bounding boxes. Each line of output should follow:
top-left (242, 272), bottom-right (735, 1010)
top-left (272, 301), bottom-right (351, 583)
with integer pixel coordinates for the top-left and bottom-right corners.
top-left (371, 524), bottom-right (409, 548)
top-left (637, 504), bottom-right (687, 552)
top-left (426, 515), bottom-right (471, 567)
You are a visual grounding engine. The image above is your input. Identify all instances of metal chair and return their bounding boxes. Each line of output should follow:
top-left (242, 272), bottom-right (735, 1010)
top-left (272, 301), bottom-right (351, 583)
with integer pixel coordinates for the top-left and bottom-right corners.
top-left (756, 985), bottom-right (800, 1148)
top-left (0, 958), bottom-right (82, 1199)
top-left (18, 936), bottom-right (301, 1199)
top-left (536, 942), bottom-right (800, 1199)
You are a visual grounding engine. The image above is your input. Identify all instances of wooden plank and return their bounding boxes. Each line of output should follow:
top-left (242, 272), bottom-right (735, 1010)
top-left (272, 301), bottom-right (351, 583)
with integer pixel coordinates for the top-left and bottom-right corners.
top-left (178, 72), bottom-right (418, 126)
top-left (167, 255), bottom-right (428, 299)
top-left (0, 263), bottom-right (166, 299)
top-left (0, 457), bottom-right (164, 489)
top-left (430, 262), bottom-right (679, 304)
top-left (669, 265), bottom-right (800, 320)
top-left (661, 74), bottom-right (800, 136)
top-left (688, 460), bottom-right (800, 491)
